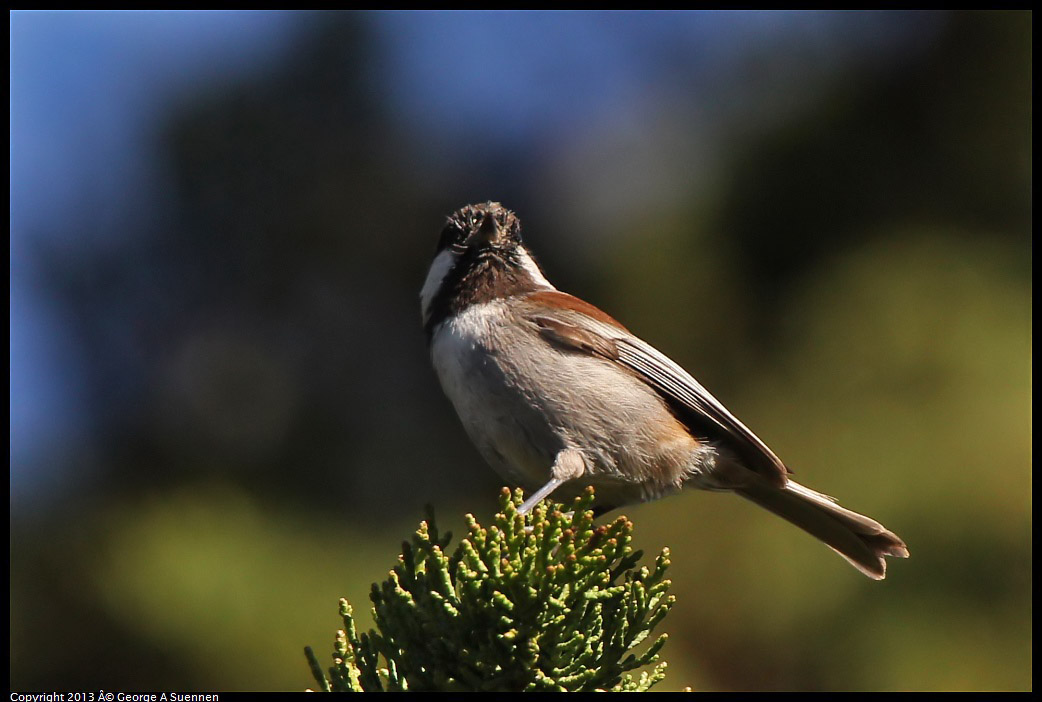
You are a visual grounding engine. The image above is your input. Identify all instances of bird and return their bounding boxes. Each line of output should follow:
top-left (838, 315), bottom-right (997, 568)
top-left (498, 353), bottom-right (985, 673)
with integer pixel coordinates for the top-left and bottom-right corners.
top-left (420, 201), bottom-right (908, 579)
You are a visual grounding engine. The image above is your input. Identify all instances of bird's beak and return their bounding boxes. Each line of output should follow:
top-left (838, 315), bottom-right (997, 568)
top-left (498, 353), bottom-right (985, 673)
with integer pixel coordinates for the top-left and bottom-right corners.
top-left (471, 211), bottom-right (502, 247)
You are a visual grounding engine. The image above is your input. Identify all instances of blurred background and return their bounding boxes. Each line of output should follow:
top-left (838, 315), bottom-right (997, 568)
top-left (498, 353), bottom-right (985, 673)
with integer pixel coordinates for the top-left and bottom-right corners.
top-left (10, 10), bottom-right (1030, 692)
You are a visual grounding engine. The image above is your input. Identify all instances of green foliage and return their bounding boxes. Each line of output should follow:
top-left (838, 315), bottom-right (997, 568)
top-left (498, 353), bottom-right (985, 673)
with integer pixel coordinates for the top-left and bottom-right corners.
top-left (306, 487), bottom-right (675, 692)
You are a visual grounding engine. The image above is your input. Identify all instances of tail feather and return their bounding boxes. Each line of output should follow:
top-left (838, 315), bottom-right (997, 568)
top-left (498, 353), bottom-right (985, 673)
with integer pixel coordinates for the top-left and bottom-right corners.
top-left (736, 479), bottom-right (909, 580)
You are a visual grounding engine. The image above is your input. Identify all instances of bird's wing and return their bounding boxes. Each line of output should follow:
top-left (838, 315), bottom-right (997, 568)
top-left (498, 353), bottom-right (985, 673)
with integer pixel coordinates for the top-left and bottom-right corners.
top-left (523, 291), bottom-right (789, 486)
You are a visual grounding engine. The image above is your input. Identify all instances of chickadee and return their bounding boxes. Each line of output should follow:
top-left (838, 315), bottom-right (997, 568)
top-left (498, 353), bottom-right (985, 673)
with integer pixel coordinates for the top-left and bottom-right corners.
top-left (421, 202), bottom-right (908, 579)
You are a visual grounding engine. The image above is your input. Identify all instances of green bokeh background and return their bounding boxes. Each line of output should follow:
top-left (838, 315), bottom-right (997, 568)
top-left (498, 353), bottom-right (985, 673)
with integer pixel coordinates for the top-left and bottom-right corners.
top-left (11, 11), bottom-right (1030, 692)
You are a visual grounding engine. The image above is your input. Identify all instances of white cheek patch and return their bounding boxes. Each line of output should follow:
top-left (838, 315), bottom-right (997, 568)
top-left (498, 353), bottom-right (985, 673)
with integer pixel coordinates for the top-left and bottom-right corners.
top-left (517, 248), bottom-right (556, 291)
top-left (422, 245), bottom-right (556, 325)
top-left (420, 248), bottom-right (458, 324)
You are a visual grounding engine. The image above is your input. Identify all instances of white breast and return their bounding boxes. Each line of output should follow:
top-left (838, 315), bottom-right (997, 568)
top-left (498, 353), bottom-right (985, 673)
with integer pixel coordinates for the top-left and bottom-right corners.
top-left (430, 301), bottom-right (559, 487)
top-left (429, 301), bottom-right (508, 413)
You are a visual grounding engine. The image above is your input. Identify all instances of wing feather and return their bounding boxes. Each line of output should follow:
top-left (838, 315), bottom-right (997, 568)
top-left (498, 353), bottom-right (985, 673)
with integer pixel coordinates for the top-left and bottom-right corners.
top-left (521, 291), bottom-right (789, 486)
top-left (614, 336), bottom-right (788, 484)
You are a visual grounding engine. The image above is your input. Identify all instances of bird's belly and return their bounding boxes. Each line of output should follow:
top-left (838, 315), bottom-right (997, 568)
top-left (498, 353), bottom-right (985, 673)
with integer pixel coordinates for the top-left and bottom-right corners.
top-left (430, 302), bottom-right (711, 504)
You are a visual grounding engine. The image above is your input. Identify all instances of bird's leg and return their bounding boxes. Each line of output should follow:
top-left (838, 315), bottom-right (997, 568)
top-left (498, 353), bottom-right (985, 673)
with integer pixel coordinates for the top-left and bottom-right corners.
top-left (518, 448), bottom-right (586, 515)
